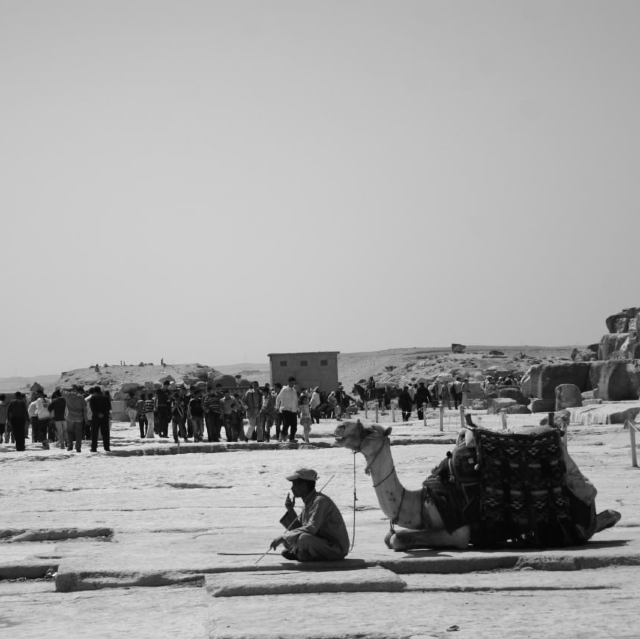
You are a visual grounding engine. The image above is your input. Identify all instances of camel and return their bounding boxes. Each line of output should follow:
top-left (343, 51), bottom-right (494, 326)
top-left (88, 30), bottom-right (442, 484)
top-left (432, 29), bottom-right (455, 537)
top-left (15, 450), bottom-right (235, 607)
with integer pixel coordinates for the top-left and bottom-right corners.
top-left (333, 419), bottom-right (621, 552)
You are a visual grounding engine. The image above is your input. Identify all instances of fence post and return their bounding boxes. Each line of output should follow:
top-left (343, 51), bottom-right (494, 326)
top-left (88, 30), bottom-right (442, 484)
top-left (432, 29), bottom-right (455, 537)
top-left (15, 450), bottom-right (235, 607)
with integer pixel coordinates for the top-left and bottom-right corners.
top-left (630, 421), bottom-right (638, 468)
top-left (423, 403), bottom-right (427, 427)
top-left (459, 406), bottom-right (465, 429)
top-left (391, 404), bottom-right (396, 422)
top-left (501, 411), bottom-right (507, 431)
top-left (439, 405), bottom-right (444, 432)
top-left (375, 405), bottom-right (379, 423)
top-left (364, 403), bottom-right (368, 419)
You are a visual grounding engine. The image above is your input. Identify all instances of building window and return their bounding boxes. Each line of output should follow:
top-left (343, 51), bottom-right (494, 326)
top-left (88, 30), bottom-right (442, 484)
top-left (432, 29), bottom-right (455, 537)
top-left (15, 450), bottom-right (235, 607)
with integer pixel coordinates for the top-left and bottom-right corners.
top-left (280, 360), bottom-right (287, 367)
top-left (320, 360), bottom-right (328, 366)
top-left (301, 360), bottom-right (308, 367)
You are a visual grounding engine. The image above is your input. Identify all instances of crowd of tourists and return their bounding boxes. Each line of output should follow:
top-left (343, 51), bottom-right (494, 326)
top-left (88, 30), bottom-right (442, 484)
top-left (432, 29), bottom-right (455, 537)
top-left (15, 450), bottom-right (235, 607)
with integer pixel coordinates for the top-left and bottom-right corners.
top-left (126, 377), bottom-right (352, 445)
top-left (0, 373), bottom-right (522, 451)
top-left (0, 386), bottom-right (113, 452)
top-left (0, 376), bottom-right (353, 452)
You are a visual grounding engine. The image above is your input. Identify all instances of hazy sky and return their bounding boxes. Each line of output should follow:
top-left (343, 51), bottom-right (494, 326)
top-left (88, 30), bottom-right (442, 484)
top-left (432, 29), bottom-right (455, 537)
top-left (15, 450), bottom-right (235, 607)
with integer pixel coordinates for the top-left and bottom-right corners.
top-left (2, 1), bottom-right (639, 377)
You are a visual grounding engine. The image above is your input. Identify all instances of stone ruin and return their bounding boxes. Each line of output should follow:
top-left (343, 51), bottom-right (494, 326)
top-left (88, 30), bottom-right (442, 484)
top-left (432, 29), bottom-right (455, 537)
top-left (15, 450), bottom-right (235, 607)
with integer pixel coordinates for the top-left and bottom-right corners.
top-left (522, 306), bottom-right (640, 412)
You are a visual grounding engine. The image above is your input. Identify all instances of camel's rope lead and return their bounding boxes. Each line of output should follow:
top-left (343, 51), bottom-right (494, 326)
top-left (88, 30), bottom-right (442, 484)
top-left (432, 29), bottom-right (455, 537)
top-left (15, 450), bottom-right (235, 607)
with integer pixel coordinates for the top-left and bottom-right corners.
top-left (350, 451), bottom-right (357, 551)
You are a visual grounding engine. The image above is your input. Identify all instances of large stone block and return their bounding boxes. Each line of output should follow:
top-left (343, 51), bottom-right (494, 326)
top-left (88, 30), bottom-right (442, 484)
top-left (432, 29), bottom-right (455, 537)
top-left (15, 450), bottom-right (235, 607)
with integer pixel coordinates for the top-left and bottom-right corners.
top-left (555, 384), bottom-right (583, 411)
top-left (589, 360), bottom-right (640, 401)
top-left (485, 387), bottom-right (529, 405)
top-left (505, 404), bottom-right (531, 414)
top-left (521, 363), bottom-right (591, 400)
top-left (530, 398), bottom-right (556, 413)
top-left (571, 348), bottom-right (598, 362)
top-left (598, 334), bottom-right (629, 360)
top-left (605, 307), bottom-right (639, 333)
top-left (487, 398), bottom-right (517, 414)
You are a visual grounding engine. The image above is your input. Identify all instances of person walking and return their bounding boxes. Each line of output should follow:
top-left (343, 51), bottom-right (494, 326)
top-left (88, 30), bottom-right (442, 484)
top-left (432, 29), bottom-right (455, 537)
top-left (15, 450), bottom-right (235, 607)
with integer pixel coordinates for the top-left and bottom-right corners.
top-left (398, 386), bottom-right (413, 422)
top-left (62, 386), bottom-right (87, 453)
top-left (259, 383), bottom-right (276, 442)
top-left (171, 389), bottom-right (189, 443)
top-left (155, 381), bottom-right (171, 438)
top-left (188, 389), bottom-right (205, 442)
top-left (125, 392), bottom-right (138, 430)
top-left (439, 381), bottom-right (452, 410)
top-left (243, 381), bottom-right (263, 442)
top-left (136, 393), bottom-right (148, 439)
top-left (203, 387), bottom-right (222, 442)
top-left (0, 394), bottom-right (7, 443)
top-left (28, 395), bottom-right (39, 443)
top-left (89, 387), bottom-right (111, 452)
top-left (309, 387), bottom-right (321, 424)
top-left (276, 377), bottom-right (299, 442)
top-left (6, 392), bottom-right (29, 451)
top-left (49, 390), bottom-right (67, 449)
top-left (299, 394), bottom-right (312, 443)
top-left (415, 382), bottom-right (432, 420)
top-left (144, 392), bottom-right (156, 439)
top-left (34, 390), bottom-right (51, 449)
top-left (272, 382), bottom-right (283, 441)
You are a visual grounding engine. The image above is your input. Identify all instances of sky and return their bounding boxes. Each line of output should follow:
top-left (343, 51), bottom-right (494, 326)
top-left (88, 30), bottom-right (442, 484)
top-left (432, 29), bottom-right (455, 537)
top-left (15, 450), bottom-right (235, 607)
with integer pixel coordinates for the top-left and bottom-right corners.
top-left (1, 0), bottom-right (639, 377)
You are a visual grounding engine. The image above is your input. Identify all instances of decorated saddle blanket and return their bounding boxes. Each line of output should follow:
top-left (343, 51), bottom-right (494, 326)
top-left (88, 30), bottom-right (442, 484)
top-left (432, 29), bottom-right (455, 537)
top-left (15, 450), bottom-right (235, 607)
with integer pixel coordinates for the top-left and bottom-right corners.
top-left (424, 427), bottom-right (592, 548)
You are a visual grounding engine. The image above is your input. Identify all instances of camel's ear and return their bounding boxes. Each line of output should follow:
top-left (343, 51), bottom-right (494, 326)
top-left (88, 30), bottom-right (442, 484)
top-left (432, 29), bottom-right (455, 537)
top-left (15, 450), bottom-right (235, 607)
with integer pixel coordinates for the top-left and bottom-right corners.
top-left (384, 427), bottom-right (392, 437)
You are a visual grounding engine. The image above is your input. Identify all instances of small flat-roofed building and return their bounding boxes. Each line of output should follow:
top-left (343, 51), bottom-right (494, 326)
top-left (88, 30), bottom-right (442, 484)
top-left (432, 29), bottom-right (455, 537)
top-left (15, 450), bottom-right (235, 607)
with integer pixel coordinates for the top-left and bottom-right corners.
top-left (268, 351), bottom-right (339, 393)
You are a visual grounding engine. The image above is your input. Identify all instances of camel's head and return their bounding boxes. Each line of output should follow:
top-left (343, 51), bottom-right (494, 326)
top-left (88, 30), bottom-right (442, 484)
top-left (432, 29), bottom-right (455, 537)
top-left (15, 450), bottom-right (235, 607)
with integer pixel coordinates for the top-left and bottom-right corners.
top-left (334, 420), bottom-right (392, 454)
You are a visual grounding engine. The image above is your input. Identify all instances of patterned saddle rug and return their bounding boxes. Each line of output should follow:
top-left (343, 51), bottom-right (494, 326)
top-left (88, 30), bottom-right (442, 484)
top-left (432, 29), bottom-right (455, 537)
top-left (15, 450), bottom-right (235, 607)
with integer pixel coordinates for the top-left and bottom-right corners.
top-left (424, 426), bottom-right (592, 548)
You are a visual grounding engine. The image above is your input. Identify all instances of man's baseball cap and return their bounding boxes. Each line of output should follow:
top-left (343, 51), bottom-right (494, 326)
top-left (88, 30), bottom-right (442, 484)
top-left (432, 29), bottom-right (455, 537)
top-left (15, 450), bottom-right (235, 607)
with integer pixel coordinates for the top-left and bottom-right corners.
top-left (286, 468), bottom-right (318, 482)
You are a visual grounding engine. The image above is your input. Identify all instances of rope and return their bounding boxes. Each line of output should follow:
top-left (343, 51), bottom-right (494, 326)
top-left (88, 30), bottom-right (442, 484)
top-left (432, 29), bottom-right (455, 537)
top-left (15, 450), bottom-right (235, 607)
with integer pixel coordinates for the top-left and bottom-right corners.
top-left (350, 452), bottom-right (357, 551)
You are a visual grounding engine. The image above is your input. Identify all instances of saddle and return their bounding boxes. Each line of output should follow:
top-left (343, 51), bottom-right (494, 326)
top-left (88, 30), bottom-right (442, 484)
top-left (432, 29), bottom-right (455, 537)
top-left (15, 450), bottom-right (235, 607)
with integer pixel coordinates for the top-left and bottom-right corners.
top-left (424, 418), bottom-right (591, 548)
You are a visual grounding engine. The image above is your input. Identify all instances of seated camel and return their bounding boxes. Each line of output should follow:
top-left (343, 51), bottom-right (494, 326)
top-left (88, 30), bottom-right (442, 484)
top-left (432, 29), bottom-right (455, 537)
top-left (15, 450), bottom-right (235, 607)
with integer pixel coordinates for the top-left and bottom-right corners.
top-left (334, 419), bottom-right (621, 551)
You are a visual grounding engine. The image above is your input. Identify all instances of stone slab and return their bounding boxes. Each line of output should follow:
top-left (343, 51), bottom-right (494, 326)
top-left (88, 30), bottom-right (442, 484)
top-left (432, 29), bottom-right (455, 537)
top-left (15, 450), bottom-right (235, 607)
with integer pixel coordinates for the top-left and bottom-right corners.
top-left (206, 568), bottom-right (640, 639)
top-left (205, 566), bottom-right (406, 597)
top-left (0, 561), bottom-right (57, 580)
top-left (566, 402), bottom-right (640, 425)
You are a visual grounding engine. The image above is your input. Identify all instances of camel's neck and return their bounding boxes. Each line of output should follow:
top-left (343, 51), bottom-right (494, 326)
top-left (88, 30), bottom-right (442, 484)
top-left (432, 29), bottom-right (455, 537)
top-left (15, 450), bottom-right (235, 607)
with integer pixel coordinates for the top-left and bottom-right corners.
top-left (361, 438), bottom-right (423, 530)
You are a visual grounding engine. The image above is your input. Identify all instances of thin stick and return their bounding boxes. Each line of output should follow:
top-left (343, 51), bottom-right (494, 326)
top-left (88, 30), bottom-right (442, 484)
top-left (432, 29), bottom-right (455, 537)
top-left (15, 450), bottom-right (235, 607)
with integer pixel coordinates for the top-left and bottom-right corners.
top-left (254, 473), bottom-right (336, 565)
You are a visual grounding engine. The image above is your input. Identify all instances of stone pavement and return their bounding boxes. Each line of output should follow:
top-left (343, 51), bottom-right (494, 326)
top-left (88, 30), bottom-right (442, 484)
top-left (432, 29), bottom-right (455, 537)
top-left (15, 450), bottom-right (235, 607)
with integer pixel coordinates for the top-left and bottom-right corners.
top-left (0, 410), bottom-right (639, 638)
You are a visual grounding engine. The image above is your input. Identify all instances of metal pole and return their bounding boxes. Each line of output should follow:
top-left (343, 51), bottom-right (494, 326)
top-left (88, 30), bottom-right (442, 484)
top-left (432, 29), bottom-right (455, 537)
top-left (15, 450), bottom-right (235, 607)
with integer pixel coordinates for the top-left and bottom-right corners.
top-left (630, 422), bottom-right (638, 468)
top-left (364, 402), bottom-right (368, 419)
top-left (501, 411), bottom-right (507, 431)
top-left (423, 403), bottom-right (427, 427)
top-left (375, 405), bottom-right (379, 422)
top-left (459, 406), bottom-right (465, 429)
top-left (391, 404), bottom-right (395, 422)
top-left (439, 405), bottom-right (444, 432)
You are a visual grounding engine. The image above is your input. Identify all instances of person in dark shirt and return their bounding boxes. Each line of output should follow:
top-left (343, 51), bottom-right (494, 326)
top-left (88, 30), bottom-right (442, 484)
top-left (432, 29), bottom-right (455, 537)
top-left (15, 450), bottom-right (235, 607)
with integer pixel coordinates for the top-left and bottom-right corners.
top-left (6, 392), bottom-right (29, 452)
top-left (415, 382), bottom-right (432, 420)
top-left (155, 381), bottom-right (171, 438)
top-left (188, 389), bottom-right (205, 442)
top-left (89, 387), bottom-right (112, 452)
top-left (49, 389), bottom-right (68, 449)
top-left (270, 468), bottom-right (349, 562)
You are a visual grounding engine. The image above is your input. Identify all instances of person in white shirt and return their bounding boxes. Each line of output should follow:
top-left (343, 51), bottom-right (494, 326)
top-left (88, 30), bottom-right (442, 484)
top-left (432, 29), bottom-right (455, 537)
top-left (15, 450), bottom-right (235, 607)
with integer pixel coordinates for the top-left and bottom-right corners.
top-left (34, 390), bottom-right (51, 449)
top-left (28, 397), bottom-right (39, 443)
top-left (309, 388), bottom-right (321, 424)
top-left (276, 377), bottom-right (299, 442)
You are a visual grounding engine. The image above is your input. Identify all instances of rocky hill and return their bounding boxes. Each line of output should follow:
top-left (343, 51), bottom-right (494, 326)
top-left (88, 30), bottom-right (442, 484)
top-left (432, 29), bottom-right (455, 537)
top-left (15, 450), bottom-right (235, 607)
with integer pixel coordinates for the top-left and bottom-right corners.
top-left (3, 345), bottom-right (573, 397)
top-left (338, 345), bottom-right (576, 389)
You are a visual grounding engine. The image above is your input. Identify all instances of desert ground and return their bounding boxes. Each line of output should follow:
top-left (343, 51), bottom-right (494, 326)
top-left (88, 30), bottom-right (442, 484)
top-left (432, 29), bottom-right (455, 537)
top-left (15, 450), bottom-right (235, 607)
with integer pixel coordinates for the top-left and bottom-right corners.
top-left (1, 402), bottom-right (639, 639)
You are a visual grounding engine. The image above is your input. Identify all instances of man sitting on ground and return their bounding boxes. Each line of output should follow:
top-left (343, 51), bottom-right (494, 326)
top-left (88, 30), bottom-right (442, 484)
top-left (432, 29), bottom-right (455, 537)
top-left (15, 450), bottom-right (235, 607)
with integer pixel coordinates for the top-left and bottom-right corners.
top-left (270, 468), bottom-right (349, 562)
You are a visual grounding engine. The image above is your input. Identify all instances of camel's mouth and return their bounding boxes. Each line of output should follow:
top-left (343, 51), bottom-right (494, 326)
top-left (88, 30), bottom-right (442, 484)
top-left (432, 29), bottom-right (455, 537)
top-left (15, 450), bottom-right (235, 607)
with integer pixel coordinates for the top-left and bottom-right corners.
top-left (333, 426), bottom-right (346, 445)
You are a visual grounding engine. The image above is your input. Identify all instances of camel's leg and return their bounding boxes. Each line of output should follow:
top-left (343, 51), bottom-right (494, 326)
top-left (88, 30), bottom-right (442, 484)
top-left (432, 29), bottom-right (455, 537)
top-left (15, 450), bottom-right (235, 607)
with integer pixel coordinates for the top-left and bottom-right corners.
top-left (388, 525), bottom-right (470, 551)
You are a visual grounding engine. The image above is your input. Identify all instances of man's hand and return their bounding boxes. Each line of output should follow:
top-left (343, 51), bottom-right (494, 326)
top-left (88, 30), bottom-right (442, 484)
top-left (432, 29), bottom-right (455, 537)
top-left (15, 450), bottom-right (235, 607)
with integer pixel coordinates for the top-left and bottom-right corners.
top-left (270, 536), bottom-right (284, 551)
top-left (285, 493), bottom-right (295, 510)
